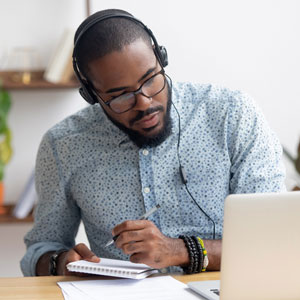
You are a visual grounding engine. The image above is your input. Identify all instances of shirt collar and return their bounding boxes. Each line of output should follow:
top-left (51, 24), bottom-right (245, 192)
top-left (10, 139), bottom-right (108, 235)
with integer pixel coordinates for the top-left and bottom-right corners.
top-left (94, 104), bottom-right (130, 146)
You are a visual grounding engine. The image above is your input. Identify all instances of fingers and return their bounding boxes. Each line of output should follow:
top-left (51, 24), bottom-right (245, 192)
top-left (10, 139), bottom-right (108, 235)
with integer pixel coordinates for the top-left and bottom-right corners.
top-left (114, 229), bottom-right (143, 247)
top-left (73, 243), bottom-right (100, 263)
top-left (113, 220), bottom-right (156, 248)
top-left (112, 220), bottom-right (151, 236)
top-left (121, 241), bottom-right (144, 255)
top-left (112, 221), bottom-right (181, 269)
top-left (112, 220), bottom-right (175, 268)
top-left (58, 243), bottom-right (100, 276)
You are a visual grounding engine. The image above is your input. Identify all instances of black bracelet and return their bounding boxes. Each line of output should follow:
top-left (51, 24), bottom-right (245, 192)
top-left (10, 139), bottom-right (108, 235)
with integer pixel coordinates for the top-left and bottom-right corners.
top-left (49, 249), bottom-right (67, 276)
top-left (179, 235), bottom-right (200, 274)
top-left (179, 235), bottom-right (193, 274)
top-left (179, 235), bottom-right (206, 274)
top-left (187, 236), bottom-right (199, 274)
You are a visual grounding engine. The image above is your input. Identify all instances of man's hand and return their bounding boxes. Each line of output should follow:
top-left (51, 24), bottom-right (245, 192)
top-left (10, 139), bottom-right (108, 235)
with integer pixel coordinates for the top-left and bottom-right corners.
top-left (36, 243), bottom-right (100, 276)
top-left (56, 243), bottom-right (100, 275)
top-left (112, 220), bottom-right (189, 269)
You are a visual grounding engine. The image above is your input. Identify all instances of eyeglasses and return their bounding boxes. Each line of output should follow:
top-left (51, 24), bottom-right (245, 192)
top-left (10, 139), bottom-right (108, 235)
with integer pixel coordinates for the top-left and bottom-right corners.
top-left (94, 69), bottom-right (166, 114)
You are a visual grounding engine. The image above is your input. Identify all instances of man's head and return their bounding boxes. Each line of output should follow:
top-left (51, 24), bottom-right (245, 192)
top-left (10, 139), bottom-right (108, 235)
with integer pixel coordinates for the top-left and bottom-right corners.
top-left (73, 9), bottom-right (172, 148)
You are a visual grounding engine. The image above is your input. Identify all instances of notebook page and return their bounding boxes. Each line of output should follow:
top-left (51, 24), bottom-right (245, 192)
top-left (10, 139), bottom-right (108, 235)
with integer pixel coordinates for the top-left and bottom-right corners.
top-left (58, 276), bottom-right (203, 300)
top-left (57, 281), bottom-right (95, 300)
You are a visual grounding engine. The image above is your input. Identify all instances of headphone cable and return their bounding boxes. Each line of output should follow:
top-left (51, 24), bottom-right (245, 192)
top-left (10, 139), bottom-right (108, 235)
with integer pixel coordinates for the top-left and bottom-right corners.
top-left (166, 74), bottom-right (216, 239)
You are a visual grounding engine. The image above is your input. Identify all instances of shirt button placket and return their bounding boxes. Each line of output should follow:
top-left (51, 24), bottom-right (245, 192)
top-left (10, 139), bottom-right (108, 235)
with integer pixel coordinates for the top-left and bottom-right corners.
top-left (139, 148), bottom-right (155, 214)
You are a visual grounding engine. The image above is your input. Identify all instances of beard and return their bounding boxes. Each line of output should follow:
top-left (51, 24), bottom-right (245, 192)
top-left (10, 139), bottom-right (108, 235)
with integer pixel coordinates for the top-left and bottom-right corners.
top-left (103, 85), bottom-right (172, 148)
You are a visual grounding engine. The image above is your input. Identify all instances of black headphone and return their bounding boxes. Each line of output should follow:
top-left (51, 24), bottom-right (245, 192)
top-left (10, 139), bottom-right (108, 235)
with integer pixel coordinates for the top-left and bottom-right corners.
top-left (72, 11), bottom-right (168, 105)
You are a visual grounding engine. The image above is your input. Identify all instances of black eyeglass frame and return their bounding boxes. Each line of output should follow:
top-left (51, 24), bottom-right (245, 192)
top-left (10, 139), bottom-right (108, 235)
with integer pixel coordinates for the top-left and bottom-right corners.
top-left (92, 69), bottom-right (166, 114)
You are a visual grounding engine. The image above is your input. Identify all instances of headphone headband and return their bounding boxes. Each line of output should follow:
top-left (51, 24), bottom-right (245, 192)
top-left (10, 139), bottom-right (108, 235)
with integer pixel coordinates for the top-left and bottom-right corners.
top-left (74, 13), bottom-right (148, 54)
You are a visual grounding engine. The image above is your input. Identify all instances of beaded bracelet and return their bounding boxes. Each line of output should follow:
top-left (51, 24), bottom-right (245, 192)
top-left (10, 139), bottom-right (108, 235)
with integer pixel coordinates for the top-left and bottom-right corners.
top-left (179, 235), bottom-right (205, 274)
top-left (187, 236), bottom-right (199, 274)
top-left (179, 235), bottom-right (194, 274)
top-left (197, 236), bottom-right (209, 271)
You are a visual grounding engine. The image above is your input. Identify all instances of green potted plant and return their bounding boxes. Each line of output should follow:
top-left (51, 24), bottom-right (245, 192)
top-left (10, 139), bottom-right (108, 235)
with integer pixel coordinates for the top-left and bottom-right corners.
top-left (0, 80), bottom-right (13, 214)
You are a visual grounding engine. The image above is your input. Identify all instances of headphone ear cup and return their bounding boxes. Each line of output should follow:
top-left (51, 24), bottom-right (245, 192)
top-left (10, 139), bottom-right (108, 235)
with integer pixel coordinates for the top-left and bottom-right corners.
top-left (79, 85), bottom-right (97, 105)
top-left (158, 45), bottom-right (168, 68)
top-left (73, 59), bottom-right (98, 105)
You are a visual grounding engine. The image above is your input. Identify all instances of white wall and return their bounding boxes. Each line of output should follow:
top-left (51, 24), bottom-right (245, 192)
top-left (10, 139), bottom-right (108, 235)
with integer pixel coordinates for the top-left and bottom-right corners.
top-left (1, 0), bottom-right (300, 200)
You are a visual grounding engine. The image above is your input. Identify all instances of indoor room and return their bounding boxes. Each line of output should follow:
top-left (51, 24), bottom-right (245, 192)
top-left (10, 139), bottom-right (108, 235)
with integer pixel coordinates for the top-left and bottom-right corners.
top-left (0, 0), bottom-right (299, 299)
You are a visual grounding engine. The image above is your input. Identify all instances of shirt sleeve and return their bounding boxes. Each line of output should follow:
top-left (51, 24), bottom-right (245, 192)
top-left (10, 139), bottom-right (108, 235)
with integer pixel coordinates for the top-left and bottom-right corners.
top-left (227, 92), bottom-right (286, 193)
top-left (20, 131), bottom-right (81, 276)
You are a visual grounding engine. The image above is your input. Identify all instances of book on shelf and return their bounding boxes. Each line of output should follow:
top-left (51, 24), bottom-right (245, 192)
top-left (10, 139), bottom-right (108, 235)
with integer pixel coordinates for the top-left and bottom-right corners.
top-left (44, 29), bottom-right (75, 84)
top-left (60, 55), bottom-right (75, 83)
top-left (67, 258), bottom-right (158, 279)
top-left (12, 171), bottom-right (37, 219)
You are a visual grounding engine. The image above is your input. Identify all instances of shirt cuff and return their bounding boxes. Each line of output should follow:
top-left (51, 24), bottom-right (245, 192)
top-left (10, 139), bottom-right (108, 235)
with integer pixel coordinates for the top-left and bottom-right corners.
top-left (20, 242), bottom-right (69, 276)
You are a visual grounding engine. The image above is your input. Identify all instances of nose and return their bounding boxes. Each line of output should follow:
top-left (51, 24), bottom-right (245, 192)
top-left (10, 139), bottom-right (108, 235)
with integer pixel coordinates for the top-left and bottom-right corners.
top-left (133, 93), bottom-right (152, 111)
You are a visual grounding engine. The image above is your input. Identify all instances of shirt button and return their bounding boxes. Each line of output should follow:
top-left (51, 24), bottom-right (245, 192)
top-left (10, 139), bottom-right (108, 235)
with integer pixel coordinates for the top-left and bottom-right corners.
top-left (142, 149), bottom-right (149, 156)
top-left (144, 187), bottom-right (150, 194)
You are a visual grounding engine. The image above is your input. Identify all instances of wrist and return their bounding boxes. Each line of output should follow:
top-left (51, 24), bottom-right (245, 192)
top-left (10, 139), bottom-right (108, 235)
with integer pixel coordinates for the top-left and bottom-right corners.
top-left (49, 250), bottom-right (68, 276)
top-left (178, 235), bottom-right (208, 274)
top-left (202, 239), bottom-right (222, 271)
top-left (166, 237), bottom-right (189, 267)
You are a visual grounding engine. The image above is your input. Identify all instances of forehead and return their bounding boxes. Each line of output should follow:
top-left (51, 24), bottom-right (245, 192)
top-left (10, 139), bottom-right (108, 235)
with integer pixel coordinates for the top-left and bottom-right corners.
top-left (88, 39), bottom-right (157, 92)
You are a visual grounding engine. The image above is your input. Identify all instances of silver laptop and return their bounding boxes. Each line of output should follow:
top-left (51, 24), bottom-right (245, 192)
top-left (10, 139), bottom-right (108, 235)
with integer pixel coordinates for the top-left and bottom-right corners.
top-left (188, 191), bottom-right (300, 300)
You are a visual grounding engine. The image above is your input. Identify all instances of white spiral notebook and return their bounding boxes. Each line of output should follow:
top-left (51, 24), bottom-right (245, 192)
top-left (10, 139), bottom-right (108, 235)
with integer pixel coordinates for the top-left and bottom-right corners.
top-left (67, 258), bottom-right (158, 279)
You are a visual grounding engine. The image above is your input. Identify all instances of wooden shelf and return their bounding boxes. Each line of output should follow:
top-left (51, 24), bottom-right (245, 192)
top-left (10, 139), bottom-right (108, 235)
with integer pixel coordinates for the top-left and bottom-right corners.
top-left (0, 205), bottom-right (34, 223)
top-left (0, 71), bottom-right (79, 90)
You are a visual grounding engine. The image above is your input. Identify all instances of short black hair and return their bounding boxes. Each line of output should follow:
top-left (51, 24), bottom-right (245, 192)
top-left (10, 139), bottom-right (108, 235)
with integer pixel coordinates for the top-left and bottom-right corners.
top-left (74, 9), bottom-right (152, 78)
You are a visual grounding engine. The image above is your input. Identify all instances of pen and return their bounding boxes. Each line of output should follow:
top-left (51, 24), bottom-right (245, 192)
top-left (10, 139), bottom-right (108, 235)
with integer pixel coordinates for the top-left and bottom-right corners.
top-left (104, 204), bottom-right (161, 247)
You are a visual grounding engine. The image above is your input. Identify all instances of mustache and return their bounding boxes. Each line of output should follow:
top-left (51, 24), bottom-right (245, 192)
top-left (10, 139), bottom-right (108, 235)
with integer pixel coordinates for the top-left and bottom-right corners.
top-left (129, 106), bottom-right (164, 127)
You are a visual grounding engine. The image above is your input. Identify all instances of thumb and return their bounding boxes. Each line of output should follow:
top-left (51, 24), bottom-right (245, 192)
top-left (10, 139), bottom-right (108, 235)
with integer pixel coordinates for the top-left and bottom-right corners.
top-left (74, 243), bottom-right (100, 263)
top-left (88, 254), bottom-right (101, 263)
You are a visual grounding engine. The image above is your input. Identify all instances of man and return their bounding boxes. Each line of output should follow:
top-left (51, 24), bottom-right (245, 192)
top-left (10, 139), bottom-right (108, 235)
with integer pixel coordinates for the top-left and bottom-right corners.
top-left (21, 9), bottom-right (285, 276)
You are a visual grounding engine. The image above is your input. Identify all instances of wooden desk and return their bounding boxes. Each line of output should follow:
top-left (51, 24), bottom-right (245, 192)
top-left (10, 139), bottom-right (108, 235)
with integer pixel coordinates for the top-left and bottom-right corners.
top-left (0, 272), bottom-right (220, 300)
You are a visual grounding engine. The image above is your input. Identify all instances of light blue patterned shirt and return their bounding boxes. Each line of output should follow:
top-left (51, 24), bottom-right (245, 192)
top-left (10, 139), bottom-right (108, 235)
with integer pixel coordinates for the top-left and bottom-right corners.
top-left (21, 82), bottom-right (285, 276)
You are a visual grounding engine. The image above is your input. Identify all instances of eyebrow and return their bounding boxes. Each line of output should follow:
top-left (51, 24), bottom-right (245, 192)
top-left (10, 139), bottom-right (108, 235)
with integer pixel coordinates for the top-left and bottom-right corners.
top-left (104, 66), bottom-right (157, 94)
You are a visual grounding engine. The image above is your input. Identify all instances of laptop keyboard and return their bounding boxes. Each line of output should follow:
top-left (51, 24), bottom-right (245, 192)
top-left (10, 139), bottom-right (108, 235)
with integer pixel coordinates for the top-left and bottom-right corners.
top-left (210, 289), bottom-right (220, 296)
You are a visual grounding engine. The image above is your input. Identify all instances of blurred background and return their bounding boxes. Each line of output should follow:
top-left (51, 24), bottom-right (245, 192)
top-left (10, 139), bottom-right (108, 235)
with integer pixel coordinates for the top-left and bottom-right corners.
top-left (0, 0), bottom-right (299, 276)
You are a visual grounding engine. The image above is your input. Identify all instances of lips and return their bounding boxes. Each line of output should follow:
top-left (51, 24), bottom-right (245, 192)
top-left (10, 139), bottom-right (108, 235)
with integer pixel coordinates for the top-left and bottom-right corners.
top-left (135, 112), bottom-right (160, 129)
